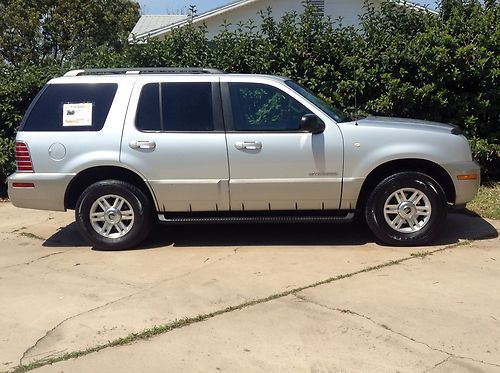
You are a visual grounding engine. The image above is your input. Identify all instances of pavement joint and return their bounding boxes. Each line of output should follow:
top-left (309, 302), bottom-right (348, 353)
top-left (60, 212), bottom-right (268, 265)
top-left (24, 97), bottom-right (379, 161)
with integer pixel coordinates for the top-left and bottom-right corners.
top-left (423, 356), bottom-right (451, 373)
top-left (294, 287), bottom-right (500, 369)
top-left (18, 289), bottom-right (144, 367)
top-left (0, 252), bottom-right (66, 270)
top-left (19, 250), bottom-right (241, 367)
top-left (17, 252), bottom-right (242, 367)
top-left (6, 238), bottom-right (483, 373)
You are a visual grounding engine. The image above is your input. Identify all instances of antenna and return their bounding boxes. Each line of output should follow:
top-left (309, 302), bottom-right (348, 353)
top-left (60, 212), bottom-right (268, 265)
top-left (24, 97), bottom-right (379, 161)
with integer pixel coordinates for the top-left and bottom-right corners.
top-left (353, 58), bottom-right (359, 124)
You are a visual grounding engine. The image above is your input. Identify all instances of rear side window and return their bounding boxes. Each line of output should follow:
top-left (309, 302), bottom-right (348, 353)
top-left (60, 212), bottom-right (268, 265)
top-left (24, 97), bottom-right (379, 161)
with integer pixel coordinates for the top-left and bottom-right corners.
top-left (21, 83), bottom-right (117, 132)
top-left (136, 82), bottom-right (215, 132)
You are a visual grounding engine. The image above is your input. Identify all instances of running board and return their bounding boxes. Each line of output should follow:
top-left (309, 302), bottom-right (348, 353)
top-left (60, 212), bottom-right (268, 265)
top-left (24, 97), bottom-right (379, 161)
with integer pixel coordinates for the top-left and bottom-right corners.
top-left (158, 212), bottom-right (355, 225)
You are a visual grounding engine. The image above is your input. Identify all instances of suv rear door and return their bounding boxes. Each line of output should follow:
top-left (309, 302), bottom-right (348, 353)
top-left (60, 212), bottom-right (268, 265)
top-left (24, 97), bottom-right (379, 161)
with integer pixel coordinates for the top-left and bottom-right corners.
top-left (121, 76), bottom-right (230, 212)
top-left (222, 77), bottom-right (344, 211)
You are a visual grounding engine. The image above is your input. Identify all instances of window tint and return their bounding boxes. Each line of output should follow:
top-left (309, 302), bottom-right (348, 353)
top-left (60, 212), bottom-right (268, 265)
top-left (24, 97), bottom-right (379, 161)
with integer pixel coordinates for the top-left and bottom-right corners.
top-left (229, 83), bottom-right (310, 131)
top-left (136, 82), bottom-right (214, 132)
top-left (162, 83), bottom-right (213, 131)
top-left (22, 83), bottom-right (117, 131)
top-left (136, 83), bottom-right (161, 131)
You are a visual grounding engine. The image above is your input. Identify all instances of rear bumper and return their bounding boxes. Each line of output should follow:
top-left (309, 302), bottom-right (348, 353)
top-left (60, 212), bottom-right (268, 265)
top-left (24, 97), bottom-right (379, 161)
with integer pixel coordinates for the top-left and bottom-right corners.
top-left (7, 173), bottom-right (74, 211)
top-left (441, 161), bottom-right (481, 205)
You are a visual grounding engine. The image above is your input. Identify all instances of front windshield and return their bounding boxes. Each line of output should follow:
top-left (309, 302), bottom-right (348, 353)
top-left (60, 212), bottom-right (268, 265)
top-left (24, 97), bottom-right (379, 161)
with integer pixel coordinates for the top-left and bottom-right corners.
top-left (285, 80), bottom-right (350, 123)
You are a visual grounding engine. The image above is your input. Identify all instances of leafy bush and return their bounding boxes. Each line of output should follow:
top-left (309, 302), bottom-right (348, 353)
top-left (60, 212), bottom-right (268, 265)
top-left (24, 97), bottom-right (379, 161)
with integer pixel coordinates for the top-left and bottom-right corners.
top-left (0, 0), bottom-right (140, 66)
top-left (0, 137), bottom-right (14, 195)
top-left (470, 138), bottom-right (500, 181)
top-left (0, 0), bottom-right (498, 194)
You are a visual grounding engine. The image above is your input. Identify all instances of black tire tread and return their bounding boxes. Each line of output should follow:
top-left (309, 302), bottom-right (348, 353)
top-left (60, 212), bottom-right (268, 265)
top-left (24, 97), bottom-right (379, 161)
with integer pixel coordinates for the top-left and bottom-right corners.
top-left (75, 180), bottom-right (154, 250)
top-left (365, 171), bottom-right (447, 246)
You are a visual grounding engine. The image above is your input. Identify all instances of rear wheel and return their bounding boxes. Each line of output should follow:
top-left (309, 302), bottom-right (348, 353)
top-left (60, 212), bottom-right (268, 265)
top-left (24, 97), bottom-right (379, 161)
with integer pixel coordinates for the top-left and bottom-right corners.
top-left (75, 180), bottom-right (153, 250)
top-left (365, 172), bottom-right (447, 246)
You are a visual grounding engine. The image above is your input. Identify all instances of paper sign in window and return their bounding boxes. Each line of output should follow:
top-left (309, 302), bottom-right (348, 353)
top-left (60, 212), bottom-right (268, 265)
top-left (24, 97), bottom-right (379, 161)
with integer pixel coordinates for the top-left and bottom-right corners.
top-left (63, 103), bottom-right (93, 126)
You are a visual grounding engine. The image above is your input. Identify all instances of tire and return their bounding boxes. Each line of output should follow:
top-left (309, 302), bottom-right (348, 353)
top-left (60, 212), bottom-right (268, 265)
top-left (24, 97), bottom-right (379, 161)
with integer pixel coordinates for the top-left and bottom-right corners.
top-left (75, 180), bottom-right (154, 250)
top-left (364, 172), bottom-right (447, 246)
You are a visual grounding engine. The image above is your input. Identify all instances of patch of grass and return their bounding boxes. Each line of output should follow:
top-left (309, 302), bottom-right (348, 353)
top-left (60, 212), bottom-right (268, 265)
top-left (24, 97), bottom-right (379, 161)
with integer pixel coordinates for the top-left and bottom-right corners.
top-left (18, 232), bottom-right (45, 241)
top-left (467, 182), bottom-right (500, 220)
top-left (410, 251), bottom-right (430, 258)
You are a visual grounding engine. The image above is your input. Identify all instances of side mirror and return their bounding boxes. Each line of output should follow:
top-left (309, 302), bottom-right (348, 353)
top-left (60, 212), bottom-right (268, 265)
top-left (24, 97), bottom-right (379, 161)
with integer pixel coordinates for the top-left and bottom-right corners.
top-left (300, 114), bottom-right (325, 134)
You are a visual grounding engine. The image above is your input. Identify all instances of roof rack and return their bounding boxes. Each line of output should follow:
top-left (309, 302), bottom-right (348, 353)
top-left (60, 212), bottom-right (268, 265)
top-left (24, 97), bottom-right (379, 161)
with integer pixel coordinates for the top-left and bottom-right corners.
top-left (64, 67), bottom-right (225, 77)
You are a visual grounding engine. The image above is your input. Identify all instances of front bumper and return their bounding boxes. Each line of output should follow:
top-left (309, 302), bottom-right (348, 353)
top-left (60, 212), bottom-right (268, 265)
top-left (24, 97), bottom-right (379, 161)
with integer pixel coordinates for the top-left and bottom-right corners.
top-left (7, 173), bottom-right (75, 211)
top-left (441, 161), bottom-right (481, 205)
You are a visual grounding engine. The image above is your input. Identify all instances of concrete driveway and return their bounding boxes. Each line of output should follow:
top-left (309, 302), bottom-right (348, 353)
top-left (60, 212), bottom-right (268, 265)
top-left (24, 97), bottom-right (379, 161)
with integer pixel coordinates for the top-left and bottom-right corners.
top-left (0, 201), bottom-right (499, 373)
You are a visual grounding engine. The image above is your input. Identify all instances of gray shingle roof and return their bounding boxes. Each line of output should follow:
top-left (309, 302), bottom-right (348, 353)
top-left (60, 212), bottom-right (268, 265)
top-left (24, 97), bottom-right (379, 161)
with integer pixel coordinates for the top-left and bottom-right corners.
top-left (129, 15), bottom-right (189, 40)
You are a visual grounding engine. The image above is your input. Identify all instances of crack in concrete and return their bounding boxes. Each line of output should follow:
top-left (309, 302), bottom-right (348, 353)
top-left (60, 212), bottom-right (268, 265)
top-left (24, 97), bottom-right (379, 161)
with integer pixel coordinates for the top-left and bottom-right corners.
top-left (20, 248), bottom-right (242, 365)
top-left (2, 216), bottom-right (58, 235)
top-left (19, 290), bottom-right (144, 365)
top-left (18, 250), bottom-right (240, 366)
top-left (0, 231), bottom-right (44, 240)
top-left (18, 267), bottom-right (196, 365)
top-left (293, 293), bottom-right (500, 370)
top-left (423, 356), bottom-right (451, 373)
top-left (0, 251), bottom-right (66, 270)
top-left (22, 349), bottom-right (68, 361)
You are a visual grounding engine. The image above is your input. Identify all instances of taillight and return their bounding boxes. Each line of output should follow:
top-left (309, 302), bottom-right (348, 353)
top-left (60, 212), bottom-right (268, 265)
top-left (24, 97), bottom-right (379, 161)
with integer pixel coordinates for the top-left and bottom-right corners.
top-left (15, 141), bottom-right (34, 172)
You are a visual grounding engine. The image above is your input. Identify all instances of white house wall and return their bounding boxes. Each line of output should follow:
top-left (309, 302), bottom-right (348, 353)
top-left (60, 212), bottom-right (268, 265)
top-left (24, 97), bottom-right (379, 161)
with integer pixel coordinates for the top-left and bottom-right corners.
top-left (157, 0), bottom-right (382, 40)
top-left (325, 0), bottom-right (381, 27)
top-left (200, 0), bottom-right (305, 39)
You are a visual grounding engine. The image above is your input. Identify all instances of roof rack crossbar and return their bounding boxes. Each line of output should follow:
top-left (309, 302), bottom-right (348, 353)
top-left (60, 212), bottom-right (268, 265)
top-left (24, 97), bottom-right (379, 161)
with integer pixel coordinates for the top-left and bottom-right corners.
top-left (64, 67), bottom-right (225, 77)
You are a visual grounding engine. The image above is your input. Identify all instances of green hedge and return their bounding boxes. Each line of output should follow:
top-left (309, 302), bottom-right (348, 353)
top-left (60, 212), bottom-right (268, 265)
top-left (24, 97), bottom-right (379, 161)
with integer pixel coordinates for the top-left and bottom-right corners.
top-left (0, 0), bottom-right (498, 193)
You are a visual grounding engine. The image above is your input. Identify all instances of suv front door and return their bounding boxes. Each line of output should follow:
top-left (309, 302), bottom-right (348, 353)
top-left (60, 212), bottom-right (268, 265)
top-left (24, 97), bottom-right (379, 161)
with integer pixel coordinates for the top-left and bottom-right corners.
top-left (222, 78), bottom-right (344, 211)
top-left (121, 77), bottom-right (230, 212)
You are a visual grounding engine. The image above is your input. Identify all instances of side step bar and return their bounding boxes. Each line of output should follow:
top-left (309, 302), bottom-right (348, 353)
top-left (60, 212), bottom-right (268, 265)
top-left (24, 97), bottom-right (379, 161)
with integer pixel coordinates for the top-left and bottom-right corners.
top-left (158, 212), bottom-right (355, 225)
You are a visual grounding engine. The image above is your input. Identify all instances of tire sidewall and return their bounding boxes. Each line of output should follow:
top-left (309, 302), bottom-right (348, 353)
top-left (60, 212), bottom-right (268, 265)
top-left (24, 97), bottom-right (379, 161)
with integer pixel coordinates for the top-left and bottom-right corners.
top-left (76, 181), bottom-right (152, 250)
top-left (366, 172), bottom-right (447, 246)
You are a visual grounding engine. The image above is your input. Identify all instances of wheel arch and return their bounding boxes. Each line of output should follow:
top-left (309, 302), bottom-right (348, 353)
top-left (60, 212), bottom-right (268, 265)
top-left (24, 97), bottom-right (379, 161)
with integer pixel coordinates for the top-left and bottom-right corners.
top-left (65, 166), bottom-right (157, 211)
top-left (356, 159), bottom-right (456, 210)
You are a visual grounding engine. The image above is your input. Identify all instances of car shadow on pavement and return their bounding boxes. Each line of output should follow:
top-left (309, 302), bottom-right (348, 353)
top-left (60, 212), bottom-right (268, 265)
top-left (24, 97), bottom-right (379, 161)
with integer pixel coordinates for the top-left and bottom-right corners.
top-left (42, 212), bottom-right (498, 250)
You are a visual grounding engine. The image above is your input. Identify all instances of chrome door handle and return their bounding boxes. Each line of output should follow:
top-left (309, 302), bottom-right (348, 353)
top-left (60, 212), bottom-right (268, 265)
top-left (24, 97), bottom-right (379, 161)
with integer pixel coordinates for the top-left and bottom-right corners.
top-left (129, 140), bottom-right (156, 150)
top-left (235, 141), bottom-right (262, 150)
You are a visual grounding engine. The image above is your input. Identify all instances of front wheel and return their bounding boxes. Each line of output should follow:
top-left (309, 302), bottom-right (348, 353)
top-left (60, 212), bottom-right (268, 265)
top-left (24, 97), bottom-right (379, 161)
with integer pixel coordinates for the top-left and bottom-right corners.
top-left (365, 172), bottom-right (447, 246)
top-left (75, 180), bottom-right (153, 250)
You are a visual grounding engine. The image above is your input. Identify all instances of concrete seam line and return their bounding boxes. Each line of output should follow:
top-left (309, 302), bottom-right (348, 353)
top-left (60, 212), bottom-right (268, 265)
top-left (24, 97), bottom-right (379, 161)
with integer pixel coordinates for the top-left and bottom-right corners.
top-left (5, 239), bottom-right (476, 373)
top-left (18, 290), bottom-right (146, 366)
top-left (18, 251), bottom-right (237, 365)
top-left (0, 252), bottom-right (66, 270)
top-left (17, 250), bottom-right (241, 367)
top-left (423, 356), bottom-right (452, 373)
top-left (293, 294), bottom-right (500, 369)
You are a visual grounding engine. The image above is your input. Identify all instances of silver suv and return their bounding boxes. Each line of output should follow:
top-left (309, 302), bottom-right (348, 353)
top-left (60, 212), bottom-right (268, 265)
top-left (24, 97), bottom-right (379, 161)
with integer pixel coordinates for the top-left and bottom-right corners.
top-left (8, 68), bottom-right (480, 250)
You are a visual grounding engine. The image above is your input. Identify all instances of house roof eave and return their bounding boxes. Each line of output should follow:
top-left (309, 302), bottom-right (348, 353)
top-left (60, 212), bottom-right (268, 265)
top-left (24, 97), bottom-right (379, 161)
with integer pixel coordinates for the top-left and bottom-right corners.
top-left (130, 0), bottom-right (263, 42)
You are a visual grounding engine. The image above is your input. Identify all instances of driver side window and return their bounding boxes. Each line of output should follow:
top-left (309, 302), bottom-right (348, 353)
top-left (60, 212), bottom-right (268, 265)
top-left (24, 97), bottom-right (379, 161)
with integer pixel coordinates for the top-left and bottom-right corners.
top-left (228, 83), bottom-right (311, 131)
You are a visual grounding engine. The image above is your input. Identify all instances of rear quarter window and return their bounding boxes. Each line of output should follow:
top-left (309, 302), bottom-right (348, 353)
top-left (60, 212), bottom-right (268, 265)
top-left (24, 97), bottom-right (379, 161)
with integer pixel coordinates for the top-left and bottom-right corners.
top-left (21, 83), bottom-right (118, 131)
top-left (135, 82), bottom-right (216, 132)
